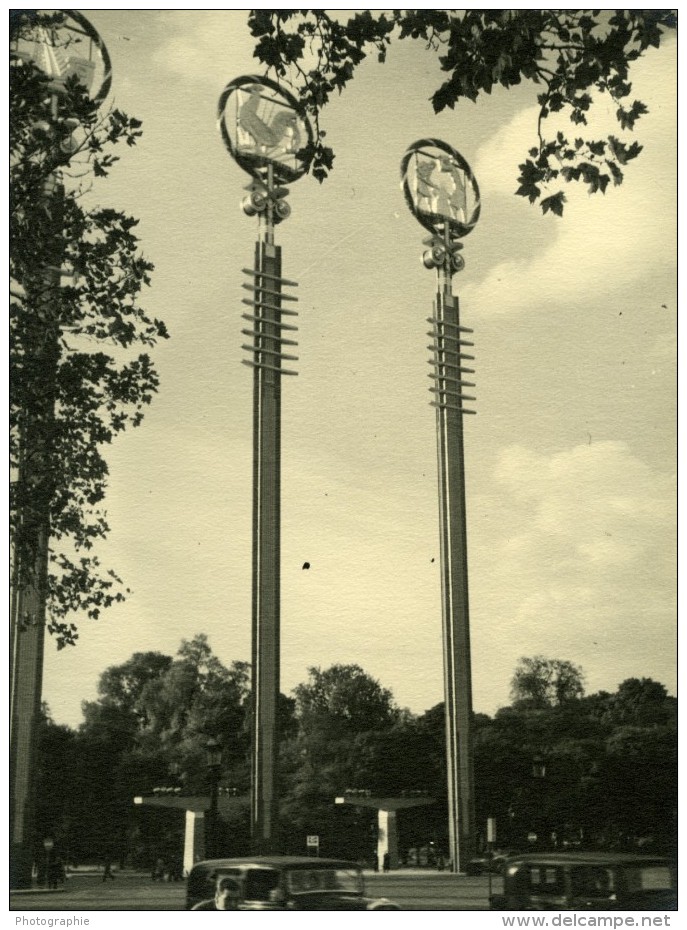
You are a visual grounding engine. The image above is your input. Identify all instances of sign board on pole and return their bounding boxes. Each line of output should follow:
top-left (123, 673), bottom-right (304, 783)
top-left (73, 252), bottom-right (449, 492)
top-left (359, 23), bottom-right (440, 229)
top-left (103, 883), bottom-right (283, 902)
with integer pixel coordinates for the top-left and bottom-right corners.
top-left (487, 817), bottom-right (497, 844)
top-left (306, 835), bottom-right (319, 855)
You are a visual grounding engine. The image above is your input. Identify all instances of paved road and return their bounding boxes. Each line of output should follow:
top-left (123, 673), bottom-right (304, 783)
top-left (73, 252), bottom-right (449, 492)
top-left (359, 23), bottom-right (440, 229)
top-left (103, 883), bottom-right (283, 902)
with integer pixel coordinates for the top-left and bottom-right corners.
top-left (10, 871), bottom-right (503, 911)
top-left (10, 873), bottom-right (186, 911)
top-left (368, 871), bottom-right (503, 910)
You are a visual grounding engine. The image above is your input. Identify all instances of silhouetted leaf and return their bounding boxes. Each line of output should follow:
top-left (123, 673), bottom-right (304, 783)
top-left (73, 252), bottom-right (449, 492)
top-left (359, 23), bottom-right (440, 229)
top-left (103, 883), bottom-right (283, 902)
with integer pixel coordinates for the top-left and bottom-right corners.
top-left (540, 191), bottom-right (566, 216)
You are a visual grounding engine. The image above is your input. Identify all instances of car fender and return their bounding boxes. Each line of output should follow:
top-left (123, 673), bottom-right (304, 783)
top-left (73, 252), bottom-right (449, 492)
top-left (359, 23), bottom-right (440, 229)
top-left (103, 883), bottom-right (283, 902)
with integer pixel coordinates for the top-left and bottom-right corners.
top-left (367, 897), bottom-right (401, 910)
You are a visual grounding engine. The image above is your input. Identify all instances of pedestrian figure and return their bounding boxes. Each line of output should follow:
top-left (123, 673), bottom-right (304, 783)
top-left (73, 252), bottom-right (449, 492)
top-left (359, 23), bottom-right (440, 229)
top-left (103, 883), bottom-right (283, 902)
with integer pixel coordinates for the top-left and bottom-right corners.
top-left (383, 852), bottom-right (390, 873)
top-left (47, 859), bottom-right (60, 889)
top-left (102, 860), bottom-right (115, 881)
top-left (191, 876), bottom-right (242, 910)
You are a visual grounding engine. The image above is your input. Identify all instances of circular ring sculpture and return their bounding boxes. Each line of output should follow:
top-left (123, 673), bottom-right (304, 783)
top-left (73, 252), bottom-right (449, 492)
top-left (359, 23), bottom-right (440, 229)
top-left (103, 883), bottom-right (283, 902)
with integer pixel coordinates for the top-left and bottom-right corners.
top-left (401, 138), bottom-right (481, 239)
top-left (11, 9), bottom-right (112, 104)
top-left (218, 75), bottom-right (313, 183)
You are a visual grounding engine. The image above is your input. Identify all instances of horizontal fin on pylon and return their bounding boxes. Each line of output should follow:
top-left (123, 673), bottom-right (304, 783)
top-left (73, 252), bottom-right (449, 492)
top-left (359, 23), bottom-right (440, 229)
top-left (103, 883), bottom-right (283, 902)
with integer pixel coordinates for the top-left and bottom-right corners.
top-left (429, 333), bottom-right (474, 344)
top-left (427, 342), bottom-right (475, 352)
top-left (428, 370), bottom-right (475, 382)
top-left (241, 359), bottom-right (298, 376)
top-left (242, 267), bottom-right (298, 287)
top-left (430, 401), bottom-right (476, 414)
top-left (241, 328), bottom-right (298, 346)
top-left (242, 282), bottom-right (298, 301)
top-left (242, 344), bottom-right (299, 361)
top-left (241, 297), bottom-right (298, 316)
top-left (241, 313), bottom-right (298, 331)
top-left (427, 357), bottom-right (474, 368)
top-left (429, 385), bottom-right (476, 397)
top-left (426, 317), bottom-right (473, 333)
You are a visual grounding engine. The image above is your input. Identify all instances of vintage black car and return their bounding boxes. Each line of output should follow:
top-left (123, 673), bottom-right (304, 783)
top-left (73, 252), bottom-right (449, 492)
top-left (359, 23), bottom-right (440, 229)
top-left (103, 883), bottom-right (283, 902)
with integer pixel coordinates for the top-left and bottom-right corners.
top-left (464, 849), bottom-right (513, 876)
top-left (186, 856), bottom-right (400, 910)
top-left (489, 851), bottom-right (676, 911)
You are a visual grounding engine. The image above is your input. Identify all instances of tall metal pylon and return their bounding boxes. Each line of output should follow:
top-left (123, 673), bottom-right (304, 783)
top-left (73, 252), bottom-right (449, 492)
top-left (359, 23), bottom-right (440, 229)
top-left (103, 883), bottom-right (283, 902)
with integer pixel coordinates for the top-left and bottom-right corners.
top-left (218, 76), bottom-right (313, 853)
top-left (401, 139), bottom-right (482, 872)
top-left (10, 12), bottom-right (112, 889)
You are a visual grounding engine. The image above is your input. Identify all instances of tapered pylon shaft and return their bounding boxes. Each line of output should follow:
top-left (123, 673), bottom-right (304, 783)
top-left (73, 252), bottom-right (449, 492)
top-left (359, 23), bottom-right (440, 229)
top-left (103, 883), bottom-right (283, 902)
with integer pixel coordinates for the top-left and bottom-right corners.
top-left (250, 237), bottom-right (282, 852)
top-left (431, 285), bottom-right (476, 872)
top-left (241, 177), bottom-right (299, 852)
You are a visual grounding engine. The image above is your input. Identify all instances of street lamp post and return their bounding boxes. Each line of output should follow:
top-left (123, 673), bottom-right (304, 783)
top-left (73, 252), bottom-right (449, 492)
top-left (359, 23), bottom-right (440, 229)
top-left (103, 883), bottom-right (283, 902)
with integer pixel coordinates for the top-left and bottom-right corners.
top-left (9, 12), bottom-right (111, 890)
top-left (401, 139), bottom-right (481, 873)
top-left (205, 738), bottom-right (222, 859)
top-left (43, 837), bottom-right (54, 888)
top-left (217, 75), bottom-right (313, 855)
top-left (532, 756), bottom-right (547, 780)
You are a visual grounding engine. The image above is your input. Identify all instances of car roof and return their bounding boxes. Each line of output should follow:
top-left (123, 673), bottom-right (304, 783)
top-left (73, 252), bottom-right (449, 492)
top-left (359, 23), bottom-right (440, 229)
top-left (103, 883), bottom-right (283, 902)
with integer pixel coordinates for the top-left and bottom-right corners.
top-left (504, 852), bottom-right (669, 867)
top-left (191, 855), bottom-right (360, 873)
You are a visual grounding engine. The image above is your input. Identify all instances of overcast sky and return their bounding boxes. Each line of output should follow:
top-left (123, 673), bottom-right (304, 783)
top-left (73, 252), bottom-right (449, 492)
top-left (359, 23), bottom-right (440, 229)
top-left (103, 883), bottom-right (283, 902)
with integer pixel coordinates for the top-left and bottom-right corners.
top-left (41, 11), bottom-right (676, 728)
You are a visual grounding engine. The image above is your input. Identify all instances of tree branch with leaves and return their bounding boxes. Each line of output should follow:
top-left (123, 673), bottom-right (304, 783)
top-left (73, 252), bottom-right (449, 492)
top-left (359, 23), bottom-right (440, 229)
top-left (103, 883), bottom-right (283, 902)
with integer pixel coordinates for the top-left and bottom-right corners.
top-left (10, 11), bottom-right (168, 646)
top-left (247, 9), bottom-right (676, 214)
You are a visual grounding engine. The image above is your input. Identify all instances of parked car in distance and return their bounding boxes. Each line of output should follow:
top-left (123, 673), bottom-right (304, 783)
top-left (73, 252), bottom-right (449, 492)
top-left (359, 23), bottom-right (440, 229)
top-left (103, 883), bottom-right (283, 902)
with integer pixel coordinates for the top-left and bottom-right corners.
top-left (186, 856), bottom-right (401, 911)
top-left (490, 851), bottom-right (676, 911)
top-left (465, 849), bottom-right (513, 876)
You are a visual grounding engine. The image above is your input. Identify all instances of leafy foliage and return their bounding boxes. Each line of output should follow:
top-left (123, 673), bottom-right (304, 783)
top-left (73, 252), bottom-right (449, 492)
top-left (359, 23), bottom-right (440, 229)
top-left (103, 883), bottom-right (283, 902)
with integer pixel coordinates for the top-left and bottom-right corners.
top-left (34, 648), bottom-right (676, 865)
top-left (81, 635), bottom-right (251, 794)
top-left (247, 10), bottom-right (676, 213)
top-left (293, 663), bottom-right (400, 736)
top-left (603, 677), bottom-right (675, 728)
top-left (47, 636), bottom-right (252, 866)
top-left (10, 11), bottom-right (168, 645)
top-left (279, 664), bottom-right (406, 858)
top-left (284, 665), bottom-right (400, 807)
top-left (510, 655), bottom-right (585, 708)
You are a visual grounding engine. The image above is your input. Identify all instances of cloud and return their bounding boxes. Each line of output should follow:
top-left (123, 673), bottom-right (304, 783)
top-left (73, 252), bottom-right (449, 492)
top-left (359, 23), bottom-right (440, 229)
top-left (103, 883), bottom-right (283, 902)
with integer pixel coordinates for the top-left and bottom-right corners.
top-left (151, 12), bottom-right (257, 87)
top-left (465, 40), bottom-right (676, 316)
top-left (470, 440), bottom-right (676, 706)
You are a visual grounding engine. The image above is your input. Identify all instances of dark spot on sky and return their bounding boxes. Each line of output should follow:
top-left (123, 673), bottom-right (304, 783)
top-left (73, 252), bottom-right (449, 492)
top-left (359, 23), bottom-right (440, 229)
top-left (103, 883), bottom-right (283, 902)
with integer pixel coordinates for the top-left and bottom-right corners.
top-left (302, 562), bottom-right (310, 570)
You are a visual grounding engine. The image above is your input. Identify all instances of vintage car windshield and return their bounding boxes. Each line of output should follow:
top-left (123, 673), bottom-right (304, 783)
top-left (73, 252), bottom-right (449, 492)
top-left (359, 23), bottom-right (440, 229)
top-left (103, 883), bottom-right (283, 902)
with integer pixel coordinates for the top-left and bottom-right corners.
top-left (571, 866), bottom-right (615, 897)
top-left (623, 866), bottom-right (672, 893)
top-left (244, 868), bottom-right (281, 901)
top-left (285, 868), bottom-right (363, 895)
